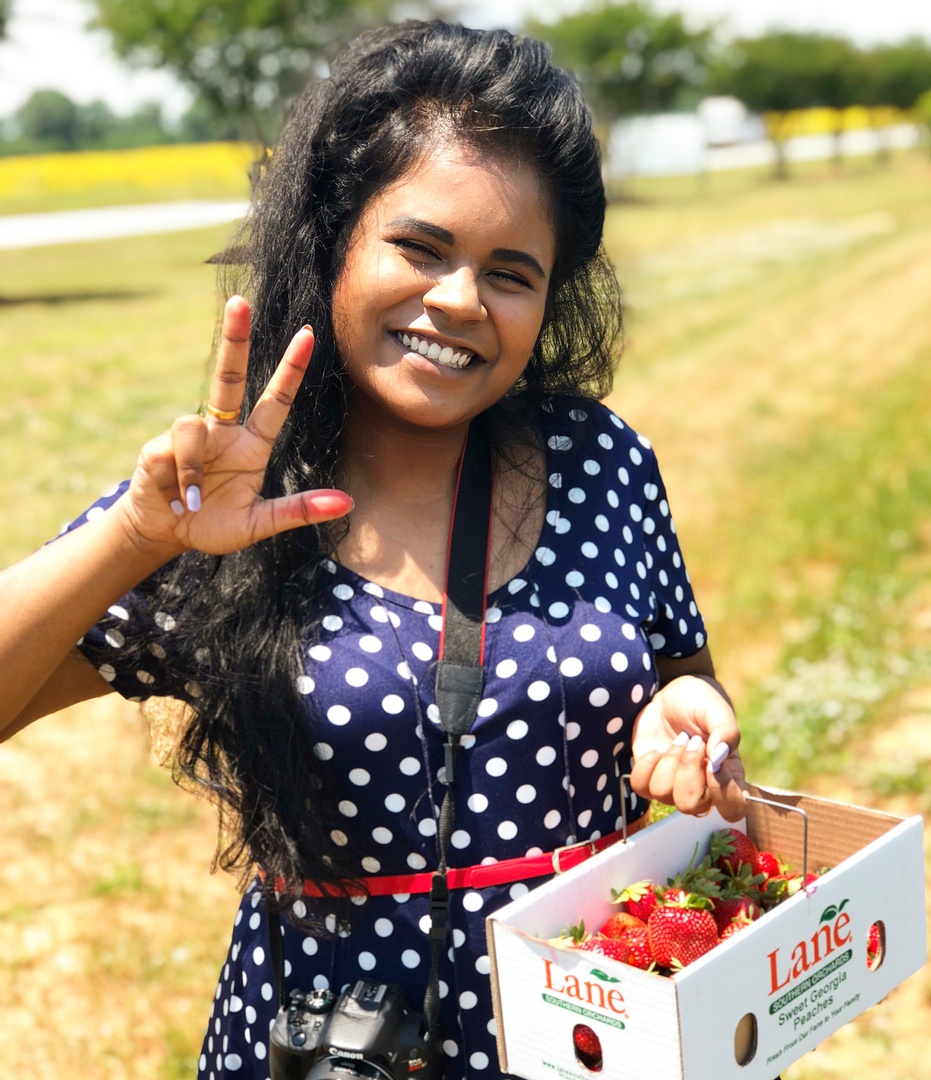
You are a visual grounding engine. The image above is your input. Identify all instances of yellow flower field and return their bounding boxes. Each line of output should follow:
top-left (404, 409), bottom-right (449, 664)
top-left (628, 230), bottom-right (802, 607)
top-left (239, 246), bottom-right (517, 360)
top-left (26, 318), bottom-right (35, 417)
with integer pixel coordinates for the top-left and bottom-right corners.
top-left (0, 141), bottom-right (258, 211)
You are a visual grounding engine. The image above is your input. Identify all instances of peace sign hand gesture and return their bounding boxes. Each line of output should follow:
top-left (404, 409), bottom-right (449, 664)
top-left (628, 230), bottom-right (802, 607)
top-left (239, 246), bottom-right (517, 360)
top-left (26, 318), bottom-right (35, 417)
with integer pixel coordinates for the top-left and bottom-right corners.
top-left (119, 296), bottom-right (352, 560)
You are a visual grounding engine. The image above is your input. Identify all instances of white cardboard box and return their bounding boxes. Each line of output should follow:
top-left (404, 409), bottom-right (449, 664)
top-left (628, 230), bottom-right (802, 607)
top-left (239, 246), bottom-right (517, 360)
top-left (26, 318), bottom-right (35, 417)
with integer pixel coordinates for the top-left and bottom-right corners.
top-left (486, 786), bottom-right (926, 1080)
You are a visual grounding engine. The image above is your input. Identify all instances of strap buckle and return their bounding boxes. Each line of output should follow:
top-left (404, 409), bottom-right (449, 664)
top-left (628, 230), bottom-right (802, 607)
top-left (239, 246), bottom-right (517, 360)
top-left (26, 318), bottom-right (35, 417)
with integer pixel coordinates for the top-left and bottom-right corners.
top-left (550, 839), bottom-right (597, 875)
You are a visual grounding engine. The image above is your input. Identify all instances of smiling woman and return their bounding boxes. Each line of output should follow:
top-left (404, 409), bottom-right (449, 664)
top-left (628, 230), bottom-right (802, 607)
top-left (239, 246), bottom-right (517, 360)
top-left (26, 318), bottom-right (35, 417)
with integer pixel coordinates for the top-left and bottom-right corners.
top-left (0, 19), bottom-right (749, 1080)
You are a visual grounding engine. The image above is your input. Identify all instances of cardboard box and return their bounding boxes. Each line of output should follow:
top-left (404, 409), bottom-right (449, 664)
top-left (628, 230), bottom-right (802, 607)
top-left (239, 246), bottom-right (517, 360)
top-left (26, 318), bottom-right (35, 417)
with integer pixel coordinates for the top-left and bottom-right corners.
top-left (486, 786), bottom-right (926, 1080)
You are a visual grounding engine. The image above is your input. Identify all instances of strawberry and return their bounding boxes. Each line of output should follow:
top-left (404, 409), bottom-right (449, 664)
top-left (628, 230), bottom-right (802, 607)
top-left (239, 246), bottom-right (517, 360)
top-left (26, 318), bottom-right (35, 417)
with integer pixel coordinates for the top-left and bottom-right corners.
top-left (611, 879), bottom-right (660, 922)
top-left (762, 870), bottom-right (819, 907)
top-left (867, 923), bottom-right (882, 967)
top-left (755, 850), bottom-right (783, 880)
top-left (572, 1023), bottom-right (603, 1070)
top-left (648, 898), bottom-right (719, 969)
top-left (719, 918), bottom-right (751, 941)
top-left (712, 894), bottom-right (763, 935)
top-left (587, 936), bottom-right (635, 963)
top-left (710, 828), bottom-right (759, 876)
top-left (598, 911), bottom-right (647, 939)
top-left (622, 926), bottom-right (655, 970)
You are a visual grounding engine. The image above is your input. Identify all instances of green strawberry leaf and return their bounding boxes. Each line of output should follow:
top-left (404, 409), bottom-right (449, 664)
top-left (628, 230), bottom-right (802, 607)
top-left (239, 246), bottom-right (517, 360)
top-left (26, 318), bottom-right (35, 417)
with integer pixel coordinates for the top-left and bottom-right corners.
top-left (589, 969), bottom-right (621, 983)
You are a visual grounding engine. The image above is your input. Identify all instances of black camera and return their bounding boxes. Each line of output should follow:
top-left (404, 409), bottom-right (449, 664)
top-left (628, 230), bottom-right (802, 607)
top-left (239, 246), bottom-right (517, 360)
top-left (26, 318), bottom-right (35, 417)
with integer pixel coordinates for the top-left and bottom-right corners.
top-left (269, 979), bottom-right (442, 1079)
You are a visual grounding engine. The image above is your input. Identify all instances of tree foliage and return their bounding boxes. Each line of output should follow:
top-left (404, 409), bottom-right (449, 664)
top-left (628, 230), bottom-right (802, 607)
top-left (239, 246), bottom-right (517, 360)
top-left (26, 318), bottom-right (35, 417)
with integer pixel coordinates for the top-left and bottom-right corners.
top-left (91, 0), bottom-right (400, 143)
top-left (526, 1), bottom-right (713, 128)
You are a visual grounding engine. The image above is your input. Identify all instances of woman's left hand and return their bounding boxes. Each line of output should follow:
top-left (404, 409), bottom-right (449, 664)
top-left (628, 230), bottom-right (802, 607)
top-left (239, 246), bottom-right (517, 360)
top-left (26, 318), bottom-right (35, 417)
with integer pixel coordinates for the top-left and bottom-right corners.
top-left (630, 674), bottom-right (747, 822)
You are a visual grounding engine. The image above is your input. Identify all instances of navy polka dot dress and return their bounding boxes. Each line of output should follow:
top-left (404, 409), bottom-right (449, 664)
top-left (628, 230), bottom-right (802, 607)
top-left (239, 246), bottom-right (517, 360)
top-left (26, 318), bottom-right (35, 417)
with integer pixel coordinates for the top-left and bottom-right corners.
top-left (68, 399), bottom-right (706, 1079)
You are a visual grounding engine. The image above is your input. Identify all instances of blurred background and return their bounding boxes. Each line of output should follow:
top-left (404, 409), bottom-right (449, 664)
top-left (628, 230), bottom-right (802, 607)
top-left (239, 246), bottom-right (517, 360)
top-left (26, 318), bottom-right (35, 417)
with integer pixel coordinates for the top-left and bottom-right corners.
top-left (1, 1), bottom-right (930, 1077)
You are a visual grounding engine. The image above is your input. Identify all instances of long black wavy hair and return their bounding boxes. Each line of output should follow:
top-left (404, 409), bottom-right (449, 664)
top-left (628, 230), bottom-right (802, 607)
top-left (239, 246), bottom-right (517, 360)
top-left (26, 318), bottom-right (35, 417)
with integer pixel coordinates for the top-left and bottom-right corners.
top-left (153, 19), bottom-right (623, 897)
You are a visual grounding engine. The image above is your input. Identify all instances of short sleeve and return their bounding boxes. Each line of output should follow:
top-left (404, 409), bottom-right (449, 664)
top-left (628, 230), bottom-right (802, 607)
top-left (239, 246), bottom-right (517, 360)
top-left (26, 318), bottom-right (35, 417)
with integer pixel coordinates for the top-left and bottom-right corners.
top-left (55, 481), bottom-right (195, 703)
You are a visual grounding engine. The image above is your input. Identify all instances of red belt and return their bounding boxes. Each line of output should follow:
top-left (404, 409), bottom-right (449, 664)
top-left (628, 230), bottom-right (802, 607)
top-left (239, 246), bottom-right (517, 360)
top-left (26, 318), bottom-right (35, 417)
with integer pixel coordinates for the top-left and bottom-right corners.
top-left (279, 813), bottom-right (650, 898)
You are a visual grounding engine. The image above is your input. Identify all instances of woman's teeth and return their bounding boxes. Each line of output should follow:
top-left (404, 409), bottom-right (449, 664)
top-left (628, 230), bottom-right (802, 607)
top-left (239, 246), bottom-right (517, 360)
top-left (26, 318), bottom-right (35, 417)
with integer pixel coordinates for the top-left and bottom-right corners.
top-left (399, 332), bottom-right (473, 369)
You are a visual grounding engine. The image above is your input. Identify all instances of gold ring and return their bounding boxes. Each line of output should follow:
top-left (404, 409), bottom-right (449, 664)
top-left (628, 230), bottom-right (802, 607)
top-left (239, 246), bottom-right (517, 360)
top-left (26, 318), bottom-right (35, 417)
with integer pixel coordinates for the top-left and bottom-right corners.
top-left (204, 403), bottom-right (241, 422)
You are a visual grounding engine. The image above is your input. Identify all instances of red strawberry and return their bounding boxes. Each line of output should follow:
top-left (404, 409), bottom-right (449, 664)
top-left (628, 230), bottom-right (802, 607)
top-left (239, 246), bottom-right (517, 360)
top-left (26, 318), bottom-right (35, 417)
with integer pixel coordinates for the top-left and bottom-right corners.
top-left (573, 1024), bottom-right (603, 1071)
top-left (719, 918), bottom-right (751, 941)
top-left (648, 900), bottom-right (719, 969)
top-left (587, 936), bottom-right (635, 963)
top-left (867, 923), bottom-right (882, 967)
top-left (712, 895), bottom-right (763, 935)
top-left (623, 926), bottom-right (655, 970)
top-left (763, 870), bottom-right (819, 907)
top-left (598, 911), bottom-right (647, 939)
top-left (755, 850), bottom-right (783, 880)
top-left (710, 828), bottom-right (759, 876)
top-left (612, 879), bottom-right (660, 922)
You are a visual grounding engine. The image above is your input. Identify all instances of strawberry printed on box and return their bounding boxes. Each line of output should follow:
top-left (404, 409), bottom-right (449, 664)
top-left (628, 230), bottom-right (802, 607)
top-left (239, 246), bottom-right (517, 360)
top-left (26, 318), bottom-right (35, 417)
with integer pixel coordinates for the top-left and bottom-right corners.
top-left (486, 785), bottom-right (925, 1080)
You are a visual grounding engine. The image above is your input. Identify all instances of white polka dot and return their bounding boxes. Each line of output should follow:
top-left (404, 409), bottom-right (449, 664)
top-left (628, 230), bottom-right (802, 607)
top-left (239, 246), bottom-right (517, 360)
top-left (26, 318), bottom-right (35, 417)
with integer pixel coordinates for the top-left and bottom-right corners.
top-left (463, 891), bottom-right (484, 912)
top-left (296, 675), bottom-right (314, 695)
top-left (477, 697), bottom-right (498, 717)
top-left (419, 818), bottom-right (438, 837)
top-left (408, 853), bottom-right (428, 870)
top-left (543, 809), bottom-right (562, 829)
top-left (516, 784), bottom-right (536, 803)
top-left (506, 719), bottom-right (529, 739)
top-left (528, 680), bottom-right (550, 701)
top-left (385, 793), bottom-right (405, 812)
top-left (535, 546), bottom-right (556, 566)
top-left (349, 768), bottom-right (371, 786)
top-left (467, 793), bottom-right (489, 812)
top-left (581, 541), bottom-right (599, 558)
top-left (381, 694), bottom-right (404, 714)
top-left (359, 952), bottom-right (377, 971)
top-left (496, 658), bottom-right (518, 678)
top-left (370, 605), bottom-right (389, 623)
top-left (497, 821), bottom-right (518, 840)
top-left (332, 583), bottom-right (354, 600)
top-left (313, 742), bottom-right (334, 760)
top-left (565, 570), bottom-right (585, 588)
top-left (359, 635), bottom-right (382, 653)
top-left (548, 435), bottom-right (572, 451)
top-left (104, 629), bottom-right (125, 648)
top-left (509, 882), bottom-right (530, 899)
top-left (559, 657), bottom-right (583, 677)
top-left (345, 667), bottom-right (368, 687)
top-left (252, 946), bottom-right (265, 966)
top-left (224, 1054), bottom-right (243, 1070)
top-left (513, 624), bottom-right (535, 642)
top-left (568, 487), bottom-right (586, 504)
top-left (631, 684), bottom-right (645, 704)
top-left (154, 611), bottom-right (176, 630)
top-left (254, 1043), bottom-right (266, 1062)
top-left (443, 1040), bottom-right (460, 1057)
top-left (413, 600), bottom-right (435, 615)
top-left (373, 827), bottom-right (394, 845)
top-left (330, 830), bottom-right (348, 846)
top-left (375, 918), bottom-right (394, 937)
top-left (362, 856), bottom-right (381, 873)
top-left (322, 614), bottom-right (343, 632)
top-left (365, 732), bottom-right (387, 751)
top-left (581, 749), bottom-right (600, 768)
top-left (470, 1052), bottom-right (490, 1070)
top-left (536, 746), bottom-right (557, 766)
top-left (548, 601), bottom-right (569, 619)
top-left (400, 757), bottom-right (421, 775)
top-left (485, 606), bottom-right (502, 624)
top-left (98, 663), bottom-right (116, 682)
top-left (327, 704), bottom-right (351, 725)
top-left (402, 950), bottom-right (422, 968)
top-left (589, 687), bottom-right (610, 707)
top-left (308, 644), bottom-right (331, 661)
top-left (411, 641), bottom-right (433, 661)
top-left (485, 757), bottom-right (507, 777)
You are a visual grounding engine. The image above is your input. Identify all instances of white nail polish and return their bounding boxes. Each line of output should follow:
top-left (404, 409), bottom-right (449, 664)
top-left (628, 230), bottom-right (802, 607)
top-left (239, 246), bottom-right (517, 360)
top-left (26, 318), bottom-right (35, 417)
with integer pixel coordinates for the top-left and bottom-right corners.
top-left (170, 499), bottom-right (185, 516)
top-left (710, 742), bottom-right (731, 773)
top-left (673, 731), bottom-right (690, 747)
top-left (686, 734), bottom-right (704, 752)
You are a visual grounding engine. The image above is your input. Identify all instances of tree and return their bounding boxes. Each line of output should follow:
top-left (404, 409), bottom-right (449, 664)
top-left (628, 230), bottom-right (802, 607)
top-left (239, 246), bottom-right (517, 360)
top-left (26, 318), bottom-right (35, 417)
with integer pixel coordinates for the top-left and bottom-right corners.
top-left (526, 0), bottom-right (713, 133)
top-left (16, 89), bottom-right (81, 151)
top-left (857, 38), bottom-right (931, 161)
top-left (710, 31), bottom-right (860, 179)
top-left (91, 0), bottom-right (403, 144)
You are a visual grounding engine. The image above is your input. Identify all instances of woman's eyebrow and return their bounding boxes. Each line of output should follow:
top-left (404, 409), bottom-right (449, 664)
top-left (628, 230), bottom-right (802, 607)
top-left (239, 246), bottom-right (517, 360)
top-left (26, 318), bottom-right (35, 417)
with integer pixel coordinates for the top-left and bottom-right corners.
top-left (387, 216), bottom-right (548, 280)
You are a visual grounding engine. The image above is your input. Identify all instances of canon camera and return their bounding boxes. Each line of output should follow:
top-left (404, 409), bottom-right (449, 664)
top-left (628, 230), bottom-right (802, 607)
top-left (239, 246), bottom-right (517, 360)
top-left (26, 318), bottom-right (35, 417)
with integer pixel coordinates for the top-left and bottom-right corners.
top-left (269, 979), bottom-right (441, 1079)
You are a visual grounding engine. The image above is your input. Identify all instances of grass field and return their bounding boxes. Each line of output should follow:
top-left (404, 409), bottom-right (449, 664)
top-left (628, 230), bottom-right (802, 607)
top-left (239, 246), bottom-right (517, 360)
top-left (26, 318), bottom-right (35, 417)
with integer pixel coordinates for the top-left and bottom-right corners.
top-left (1, 149), bottom-right (930, 1078)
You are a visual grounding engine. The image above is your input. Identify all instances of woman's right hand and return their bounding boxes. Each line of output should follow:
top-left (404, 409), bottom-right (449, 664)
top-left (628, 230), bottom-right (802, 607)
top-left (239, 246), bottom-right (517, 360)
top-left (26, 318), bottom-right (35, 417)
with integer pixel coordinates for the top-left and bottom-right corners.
top-left (117, 295), bottom-right (353, 559)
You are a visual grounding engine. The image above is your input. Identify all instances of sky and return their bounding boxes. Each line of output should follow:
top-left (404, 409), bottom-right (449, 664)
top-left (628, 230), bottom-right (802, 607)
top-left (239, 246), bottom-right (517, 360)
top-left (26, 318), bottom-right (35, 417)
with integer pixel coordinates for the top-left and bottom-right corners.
top-left (1, 0), bottom-right (929, 120)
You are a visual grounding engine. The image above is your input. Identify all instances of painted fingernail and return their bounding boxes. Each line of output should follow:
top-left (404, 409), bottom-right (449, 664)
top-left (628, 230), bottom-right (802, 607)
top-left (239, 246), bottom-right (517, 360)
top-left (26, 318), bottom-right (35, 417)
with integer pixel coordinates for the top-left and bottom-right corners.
top-left (710, 742), bottom-right (731, 773)
top-left (170, 499), bottom-right (185, 516)
top-left (686, 734), bottom-right (704, 752)
top-left (673, 731), bottom-right (690, 747)
top-left (185, 486), bottom-right (201, 513)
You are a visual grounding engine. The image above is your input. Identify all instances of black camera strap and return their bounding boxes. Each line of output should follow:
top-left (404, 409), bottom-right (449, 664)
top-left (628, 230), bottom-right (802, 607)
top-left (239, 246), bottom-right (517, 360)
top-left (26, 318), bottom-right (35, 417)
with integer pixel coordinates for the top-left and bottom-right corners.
top-left (265, 420), bottom-right (493, 1034)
